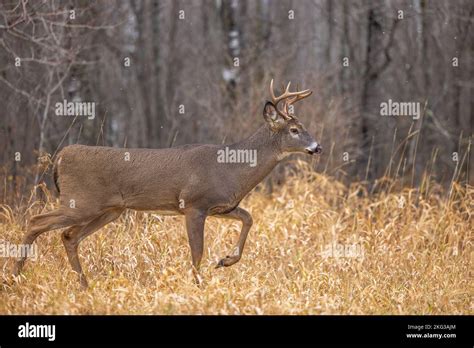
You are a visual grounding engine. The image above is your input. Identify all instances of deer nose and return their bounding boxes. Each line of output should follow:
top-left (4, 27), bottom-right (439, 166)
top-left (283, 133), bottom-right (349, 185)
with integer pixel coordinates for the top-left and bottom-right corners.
top-left (305, 142), bottom-right (321, 155)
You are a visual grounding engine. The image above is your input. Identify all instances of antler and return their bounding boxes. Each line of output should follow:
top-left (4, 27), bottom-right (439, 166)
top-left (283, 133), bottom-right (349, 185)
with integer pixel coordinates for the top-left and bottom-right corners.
top-left (269, 79), bottom-right (312, 119)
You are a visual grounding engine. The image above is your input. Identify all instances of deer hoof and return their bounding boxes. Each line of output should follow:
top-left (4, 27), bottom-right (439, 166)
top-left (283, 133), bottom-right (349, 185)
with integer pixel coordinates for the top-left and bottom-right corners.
top-left (215, 255), bottom-right (239, 268)
top-left (78, 276), bottom-right (89, 290)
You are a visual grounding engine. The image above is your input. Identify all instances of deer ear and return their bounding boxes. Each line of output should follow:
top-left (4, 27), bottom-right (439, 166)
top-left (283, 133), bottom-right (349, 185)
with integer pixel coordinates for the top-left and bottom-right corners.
top-left (263, 102), bottom-right (285, 129)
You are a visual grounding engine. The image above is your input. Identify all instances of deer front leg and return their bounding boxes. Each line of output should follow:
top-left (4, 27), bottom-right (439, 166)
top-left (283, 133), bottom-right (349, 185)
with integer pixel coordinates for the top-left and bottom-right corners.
top-left (185, 209), bottom-right (207, 272)
top-left (215, 207), bottom-right (253, 268)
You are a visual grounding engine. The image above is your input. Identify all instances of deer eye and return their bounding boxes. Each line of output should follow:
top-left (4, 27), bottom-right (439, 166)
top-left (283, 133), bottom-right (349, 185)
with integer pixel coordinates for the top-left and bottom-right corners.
top-left (290, 128), bottom-right (299, 134)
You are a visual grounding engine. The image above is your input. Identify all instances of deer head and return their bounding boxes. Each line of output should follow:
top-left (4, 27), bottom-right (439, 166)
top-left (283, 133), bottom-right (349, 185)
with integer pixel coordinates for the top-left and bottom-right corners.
top-left (263, 79), bottom-right (322, 155)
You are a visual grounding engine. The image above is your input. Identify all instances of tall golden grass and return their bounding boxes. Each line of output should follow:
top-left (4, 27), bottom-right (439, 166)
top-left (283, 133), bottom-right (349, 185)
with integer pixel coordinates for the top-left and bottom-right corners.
top-left (0, 161), bottom-right (471, 314)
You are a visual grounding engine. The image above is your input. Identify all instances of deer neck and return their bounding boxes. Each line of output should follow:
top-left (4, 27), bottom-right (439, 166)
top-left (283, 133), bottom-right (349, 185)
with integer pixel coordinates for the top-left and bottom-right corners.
top-left (225, 125), bottom-right (282, 193)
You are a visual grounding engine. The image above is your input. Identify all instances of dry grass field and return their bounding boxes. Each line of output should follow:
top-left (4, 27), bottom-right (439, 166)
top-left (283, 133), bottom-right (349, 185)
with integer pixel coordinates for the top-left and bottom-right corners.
top-left (0, 162), bottom-right (472, 314)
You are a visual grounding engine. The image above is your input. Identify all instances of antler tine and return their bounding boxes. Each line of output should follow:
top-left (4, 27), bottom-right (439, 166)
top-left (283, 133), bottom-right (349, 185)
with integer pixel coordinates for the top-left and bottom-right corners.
top-left (269, 79), bottom-right (277, 102)
top-left (287, 89), bottom-right (312, 104)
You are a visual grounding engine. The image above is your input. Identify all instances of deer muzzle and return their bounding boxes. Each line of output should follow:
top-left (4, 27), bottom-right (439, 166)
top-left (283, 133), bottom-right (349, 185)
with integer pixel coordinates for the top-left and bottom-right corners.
top-left (305, 142), bottom-right (322, 155)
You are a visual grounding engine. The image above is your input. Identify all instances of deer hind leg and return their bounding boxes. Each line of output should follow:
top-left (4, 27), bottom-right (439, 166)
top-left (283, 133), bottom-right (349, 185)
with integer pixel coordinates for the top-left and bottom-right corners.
top-left (12, 209), bottom-right (76, 276)
top-left (215, 207), bottom-right (253, 268)
top-left (61, 208), bottom-right (124, 288)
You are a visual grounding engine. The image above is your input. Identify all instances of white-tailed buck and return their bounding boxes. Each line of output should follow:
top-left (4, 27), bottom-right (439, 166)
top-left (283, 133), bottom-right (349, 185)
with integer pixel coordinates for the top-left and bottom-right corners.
top-left (13, 80), bottom-right (321, 287)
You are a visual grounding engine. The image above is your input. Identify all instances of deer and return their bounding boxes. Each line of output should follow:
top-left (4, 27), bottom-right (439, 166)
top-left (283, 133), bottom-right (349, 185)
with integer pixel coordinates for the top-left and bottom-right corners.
top-left (12, 80), bottom-right (322, 288)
